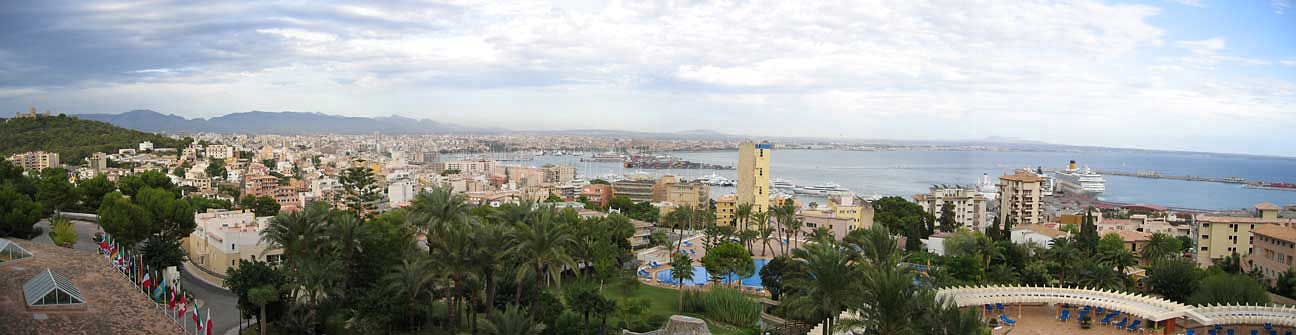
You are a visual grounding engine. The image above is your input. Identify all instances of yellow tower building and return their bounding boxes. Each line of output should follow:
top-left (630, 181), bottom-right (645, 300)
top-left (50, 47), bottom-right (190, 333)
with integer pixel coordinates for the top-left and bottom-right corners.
top-left (737, 140), bottom-right (771, 214)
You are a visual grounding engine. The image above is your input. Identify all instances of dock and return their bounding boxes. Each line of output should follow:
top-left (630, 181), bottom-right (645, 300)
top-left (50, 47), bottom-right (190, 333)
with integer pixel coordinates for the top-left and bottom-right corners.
top-left (1043, 168), bottom-right (1258, 186)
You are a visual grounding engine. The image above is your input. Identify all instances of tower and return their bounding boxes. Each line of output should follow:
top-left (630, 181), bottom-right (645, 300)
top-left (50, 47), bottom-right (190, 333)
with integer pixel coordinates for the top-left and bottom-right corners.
top-left (737, 140), bottom-right (771, 214)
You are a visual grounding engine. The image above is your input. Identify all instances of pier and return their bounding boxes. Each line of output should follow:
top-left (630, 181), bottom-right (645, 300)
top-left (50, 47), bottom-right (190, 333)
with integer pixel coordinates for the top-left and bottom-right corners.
top-left (1043, 168), bottom-right (1261, 186)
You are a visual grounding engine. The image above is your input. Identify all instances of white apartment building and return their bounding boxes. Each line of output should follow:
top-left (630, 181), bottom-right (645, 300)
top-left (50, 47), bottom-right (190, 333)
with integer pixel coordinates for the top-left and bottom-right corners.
top-left (997, 170), bottom-right (1044, 226)
top-left (913, 185), bottom-right (989, 231)
top-left (139, 141), bottom-right (154, 151)
top-left (387, 179), bottom-right (417, 207)
top-left (183, 210), bottom-right (282, 277)
top-left (205, 145), bottom-right (235, 160)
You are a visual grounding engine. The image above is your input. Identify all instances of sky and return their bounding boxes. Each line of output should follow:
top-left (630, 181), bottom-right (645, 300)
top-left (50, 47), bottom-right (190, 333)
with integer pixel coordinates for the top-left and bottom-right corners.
top-left (0, 1), bottom-right (1294, 156)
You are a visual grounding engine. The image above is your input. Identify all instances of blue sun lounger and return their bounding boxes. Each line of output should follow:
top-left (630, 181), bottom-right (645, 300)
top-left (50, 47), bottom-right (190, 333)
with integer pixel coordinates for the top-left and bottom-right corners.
top-left (1126, 320), bottom-right (1140, 332)
top-left (1185, 330), bottom-right (1195, 335)
top-left (1113, 318), bottom-right (1128, 329)
top-left (1100, 312), bottom-right (1116, 325)
top-left (1058, 310), bottom-right (1070, 321)
top-left (998, 314), bottom-right (1016, 326)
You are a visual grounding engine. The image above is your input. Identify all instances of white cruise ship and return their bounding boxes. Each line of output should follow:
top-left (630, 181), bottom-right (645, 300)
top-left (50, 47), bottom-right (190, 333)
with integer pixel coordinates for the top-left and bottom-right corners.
top-left (770, 178), bottom-right (796, 191)
top-left (975, 173), bottom-right (999, 201)
top-left (1054, 160), bottom-right (1106, 194)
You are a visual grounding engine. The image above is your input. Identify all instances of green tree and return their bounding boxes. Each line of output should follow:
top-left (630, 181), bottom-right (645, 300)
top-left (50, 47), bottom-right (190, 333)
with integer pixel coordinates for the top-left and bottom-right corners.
top-left (35, 168), bottom-right (77, 213)
top-left (937, 202), bottom-right (957, 232)
top-left (1190, 272), bottom-right (1270, 305)
top-left (134, 186), bottom-right (196, 240)
top-left (509, 208), bottom-right (576, 301)
top-left (241, 195), bottom-right (281, 217)
top-left (206, 159), bottom-right (228, 180)
top-left (785, 242), bottom-right (858, 334)
top-left (249, 285), bottom-right (280, 335)
top-left (481, 305), bottom-right (545, 335)
top-left (1274, 268), bottom-right (1296, 298)
top-left (140, 235), bottom-right (186, 269)
top-left (97, 191), bottom-right (152, 246)
top-left (75, 174), bottom-right (115, 212)
top-left (701, 242), bottom-right (754, 286)
top-left (225, 260), bottom-right (290, 323)
top-left (117, 170), bottom-right (175, 197)
top-left (1145, 259), bottom-right (1202, 303)
top-left (339, 167), bottom-right (381, 217)
top-left (48, 216), bottom-right (78, 247)
top-left (1077, 208), bottom-right (1099, 253)
top-left (1141, 233), bottom-right (1184, 262)
top-left (669, 253), bottom-right (695, 310)
top-left (0, 186), bottom-right (43, 238)
top-left (759, 255), bottom-right (805, 301)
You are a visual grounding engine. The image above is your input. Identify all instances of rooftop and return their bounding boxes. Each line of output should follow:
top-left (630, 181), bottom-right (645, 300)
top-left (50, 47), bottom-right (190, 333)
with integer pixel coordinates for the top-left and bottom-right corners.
top-left (1253, 225), bottom-right (1296, 242)
top-left (1256, 202), bottom-right (1281, 211)
top-left (1013, 224), bottom-right (1068, 238)
top-left (1000, 170), bottom-right (1044, 183)
top-left (1196, 215), bottom-right (1296, 224)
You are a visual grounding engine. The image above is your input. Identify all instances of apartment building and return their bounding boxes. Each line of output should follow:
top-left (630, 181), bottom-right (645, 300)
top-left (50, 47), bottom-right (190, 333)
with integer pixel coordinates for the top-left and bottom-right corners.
top-left (436, 159), bottom-right (496, 176)
top-left (205, 145), bottom-right (235, 160)
top-left (825, 194), bottom-right (874, 231)
top-left (1195, 203), bottom-right (1296, 266)
top-left (913, 185), bottom-right (989, 231)
top-left (581, 184), bottom-right (614, 208)
top-left (997, 170), bottom-right (1044, 226)
top-left (715, 194), bottom-right (738, 226)
top-left (542, 164), bottom-right (577, 185)
top-left (183, 210), bottom-right (282, 278)
top-left (1245, 224), bottom-right (1296, 286)
top-left (613, 179), bottom-right (656, 203)
top-left (7, 151), bottom-right (59, 171)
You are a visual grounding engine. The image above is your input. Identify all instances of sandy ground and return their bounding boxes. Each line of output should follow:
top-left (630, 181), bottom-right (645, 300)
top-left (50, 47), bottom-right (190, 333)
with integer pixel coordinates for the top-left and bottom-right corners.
top-left (984, 305), bottom-right (1286, 335)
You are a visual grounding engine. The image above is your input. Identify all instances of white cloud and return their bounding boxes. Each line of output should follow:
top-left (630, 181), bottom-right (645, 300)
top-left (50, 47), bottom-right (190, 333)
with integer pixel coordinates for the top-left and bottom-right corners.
top-left (6, 0), bottom-right (1296, 156)
top-left (1169, 0), bottom-right (1206, 7)
top-left (1275, 0), bottom-right (1292, 14)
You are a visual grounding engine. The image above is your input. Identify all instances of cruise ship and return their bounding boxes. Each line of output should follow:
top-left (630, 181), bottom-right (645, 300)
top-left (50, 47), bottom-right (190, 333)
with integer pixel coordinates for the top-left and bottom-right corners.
top-left (1054, 160), bottom-right (1106, 194)
top-left (770, 178), bottom-right (797, 191)
top-left (795, 183), bottom-right (851, 196)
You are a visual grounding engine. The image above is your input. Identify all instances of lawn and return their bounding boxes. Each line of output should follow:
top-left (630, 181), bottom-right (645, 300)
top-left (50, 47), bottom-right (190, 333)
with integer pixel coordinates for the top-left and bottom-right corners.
top-left (602, 280), bottom-right (753, 335)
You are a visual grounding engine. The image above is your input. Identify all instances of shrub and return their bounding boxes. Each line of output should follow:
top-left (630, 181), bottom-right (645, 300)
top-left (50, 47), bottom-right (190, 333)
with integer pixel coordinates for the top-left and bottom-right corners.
top-left (49, 216), bottom-right (78, 248)
top-left (679, 287), bottom-right (760, 327)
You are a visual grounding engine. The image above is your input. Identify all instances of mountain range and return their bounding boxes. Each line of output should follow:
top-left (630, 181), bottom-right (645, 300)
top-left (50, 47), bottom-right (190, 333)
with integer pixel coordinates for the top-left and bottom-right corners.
top-left (75, 110), bottom-right (498, 135)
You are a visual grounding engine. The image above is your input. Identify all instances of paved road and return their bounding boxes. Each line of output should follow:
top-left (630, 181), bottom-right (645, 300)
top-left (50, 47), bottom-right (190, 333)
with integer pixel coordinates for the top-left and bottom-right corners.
top-left (32, 218), bottom-right (244, 335)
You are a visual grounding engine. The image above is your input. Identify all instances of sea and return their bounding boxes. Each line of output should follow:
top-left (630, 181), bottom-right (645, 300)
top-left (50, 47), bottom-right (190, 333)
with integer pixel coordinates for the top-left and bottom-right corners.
top-left (457, 150), bottom-right (1296, 211)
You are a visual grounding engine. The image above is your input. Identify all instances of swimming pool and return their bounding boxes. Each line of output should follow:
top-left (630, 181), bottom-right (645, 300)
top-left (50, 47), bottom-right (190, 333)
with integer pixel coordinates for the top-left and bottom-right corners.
top-left (654, 258), bottom-right (769, 287)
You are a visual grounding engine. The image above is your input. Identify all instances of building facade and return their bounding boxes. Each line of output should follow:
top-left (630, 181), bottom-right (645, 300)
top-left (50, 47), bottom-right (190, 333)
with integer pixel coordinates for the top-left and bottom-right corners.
top-left (736, 140), bottom-right (771, 213)
top-left (581, 184), bottom-right (614, 208)
top-left (613, 179), bottom-right (656, 203)
top-left (183, 210), bottom-right (282, 278)
top-left (7, 151), bottom-right (60, 171)
top-left (1245, 225), bottom-right (1296, 286)
top-left (913, 185), bottom-right (989, 231)
top-left (997, 170), bottom-right (1044, 226)
top-left (1195, 203), bottom-right (1296, 266)
top-left (825, 194), bottom-right (874, 231)
top-left (715, 194), bottom-right (737, 226)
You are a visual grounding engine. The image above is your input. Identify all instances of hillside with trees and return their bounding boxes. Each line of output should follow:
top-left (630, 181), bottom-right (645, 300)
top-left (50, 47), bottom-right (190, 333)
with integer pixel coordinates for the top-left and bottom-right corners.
top-left (0, 114), bottom-right (181, 164)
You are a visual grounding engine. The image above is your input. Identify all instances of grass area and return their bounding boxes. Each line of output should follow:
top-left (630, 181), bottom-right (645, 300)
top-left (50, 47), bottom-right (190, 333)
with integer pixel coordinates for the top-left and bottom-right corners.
top-left (601, 280), bottom-right (753, 335)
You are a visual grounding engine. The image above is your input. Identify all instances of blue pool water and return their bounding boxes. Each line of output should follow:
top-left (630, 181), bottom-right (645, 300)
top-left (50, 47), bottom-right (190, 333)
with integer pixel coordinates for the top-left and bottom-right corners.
top-left (655, 258), bottom-right (769, 287)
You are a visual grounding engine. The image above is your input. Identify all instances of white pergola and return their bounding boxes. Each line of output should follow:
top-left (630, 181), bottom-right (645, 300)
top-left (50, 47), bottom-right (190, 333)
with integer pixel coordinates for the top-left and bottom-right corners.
top-left (936, 285), bottom-right (1296, 326)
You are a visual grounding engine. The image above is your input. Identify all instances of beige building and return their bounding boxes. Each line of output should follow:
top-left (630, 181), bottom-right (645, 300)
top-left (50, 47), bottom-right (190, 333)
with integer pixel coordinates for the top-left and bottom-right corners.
top-left (797, 210), bottom-right (855, 241)
top-left (205, 145), bottom-right (235, 160)
top-left (7, 151), bottom-right (60, 171)
top-left (997, 170), bottom-right (1044, 226)
top-left (736, 141), bottom-right (771, 213)
top-left (541, 164), bottom-right (577, 185)
top-left (824, 194), bottom-right (874, 231)
top-left (715, 194), bottom-right (738, 226)
top-left (437, 159), bottom-right (496, 176)
top-left (1244, 224), bottom-right (1296, 286)
top-left (1195, 203), bottom-right (1296, 266)
top-left (613, 179), bottom-right (656, 203)
top-left (86, 152), bottom-right (109, 171)
top-left (183, 210), bottom-right (282, 279)
top-left (913, 185), bottom-right (989, 231)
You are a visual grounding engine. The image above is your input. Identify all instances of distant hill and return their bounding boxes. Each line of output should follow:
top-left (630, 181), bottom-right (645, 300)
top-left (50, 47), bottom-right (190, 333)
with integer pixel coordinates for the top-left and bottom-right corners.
top-left (76, 110), bottom-right (498, 135)
top-left (0, 115), bottom-right (182, 164)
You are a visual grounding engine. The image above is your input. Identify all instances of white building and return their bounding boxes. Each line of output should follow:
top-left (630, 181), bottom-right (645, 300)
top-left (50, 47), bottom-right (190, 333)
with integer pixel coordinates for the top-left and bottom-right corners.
top-left (913, 185), bottom-right (990, 231)
top-left (205, 145), bottom-right (235, 160)
top-left (183, 210), bottom-right (282, 277)
top-left (138, 141), bottom-right (154, 151)
top-left (386, 179), bottom-right (416, 207)
top-left (1010, 224), bottom-right (1069, 248)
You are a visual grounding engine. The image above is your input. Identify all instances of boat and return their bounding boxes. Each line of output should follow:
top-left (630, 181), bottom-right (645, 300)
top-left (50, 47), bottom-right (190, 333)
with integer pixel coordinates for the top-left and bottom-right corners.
top-left (1053, 160), bottom-right (1106, 194)
top-left (1033, 166), bottom-right (1055, 196)
top-left (1245, 182), bottom-right (1296, 192)
top-left (697, 173), bottom-right (735, 186)
top-left (795, 183), bottom-right (850, 196)
top-left (581, 152), bottom-right (625, 162)
top-left (975, 173), bottom-right (999, 201)
top-left (770, 178), bottom-right (796, 191)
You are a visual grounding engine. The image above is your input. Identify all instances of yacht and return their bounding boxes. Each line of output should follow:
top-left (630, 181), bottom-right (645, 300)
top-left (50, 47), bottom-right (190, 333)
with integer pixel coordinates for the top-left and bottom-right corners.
top-left (1054, 160), bottom-right (1106, 194)
top-left (795, 183), bottom-right (850, 196)
top-left (697, 173), bottom-right (735, 186)
top-left (770, 178), bottom-right (797, 191)
top-left (975, 173), bottom-right (999, 201)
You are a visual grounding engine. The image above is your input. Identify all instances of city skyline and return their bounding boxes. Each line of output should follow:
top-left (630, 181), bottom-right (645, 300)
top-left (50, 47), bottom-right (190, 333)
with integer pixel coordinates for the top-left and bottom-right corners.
top-left (2, 1), bottom-right (1295, 156)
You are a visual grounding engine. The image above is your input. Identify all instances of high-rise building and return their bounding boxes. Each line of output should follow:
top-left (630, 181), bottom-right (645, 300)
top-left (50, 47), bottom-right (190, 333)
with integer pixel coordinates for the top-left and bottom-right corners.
top-left (914, 185), bottom-right (989, 231)
top-left (6, 151), bottom-right (60, 171)
top-left (997, 170), bottom-right (1044, 226)
top-left (737, 140), bottom-right (771, 213)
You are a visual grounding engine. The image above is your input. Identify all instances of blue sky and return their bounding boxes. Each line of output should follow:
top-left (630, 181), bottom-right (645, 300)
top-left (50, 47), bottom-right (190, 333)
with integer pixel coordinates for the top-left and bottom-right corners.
top-left (0, 1), bottom-right (1293, 156)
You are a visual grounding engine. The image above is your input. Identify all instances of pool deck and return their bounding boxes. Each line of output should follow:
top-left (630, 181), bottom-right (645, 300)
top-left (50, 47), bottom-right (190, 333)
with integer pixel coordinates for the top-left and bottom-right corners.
top-left (984, 305), bottom-right (1288, 335)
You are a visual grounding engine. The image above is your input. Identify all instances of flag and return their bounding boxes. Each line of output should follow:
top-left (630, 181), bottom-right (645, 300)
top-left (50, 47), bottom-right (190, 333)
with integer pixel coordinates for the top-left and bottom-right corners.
top-left (205, 308), bottom-right (213, 335)
top-left (152, 275), bottom-right (166, 302)
top-left (193, 305), bottom-right (202, 330)
top-left (168, 287), bottom-right (176, 311)
top-left (141, 271), bottom-right (152, 290)
top-left (178, 293), bottom-right (188, 318)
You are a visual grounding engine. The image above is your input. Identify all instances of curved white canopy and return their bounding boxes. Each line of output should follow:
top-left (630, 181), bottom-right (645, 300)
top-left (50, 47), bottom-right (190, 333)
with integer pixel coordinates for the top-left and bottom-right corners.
top-left (936, 285), bottom-right (1296, 326)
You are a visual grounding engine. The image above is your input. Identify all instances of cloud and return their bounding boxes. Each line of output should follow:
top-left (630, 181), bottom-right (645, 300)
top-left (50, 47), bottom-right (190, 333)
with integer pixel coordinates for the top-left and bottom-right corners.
top-left (1169, 0), bottom-right (1206, 7)
top-left (0, 0), bottom-right (1293, 156)
top-left (1275, 0), bottom-right (1292, 14)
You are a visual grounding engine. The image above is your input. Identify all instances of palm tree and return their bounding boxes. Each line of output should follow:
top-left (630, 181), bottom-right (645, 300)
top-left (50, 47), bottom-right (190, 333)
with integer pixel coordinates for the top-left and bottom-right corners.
top-left (784, 217), bottom-right (804, 252)
top-left (259, 202), bottom-right (329, 261)
top-left (1048, 237), bottom-right (1081, 284)
top-left (736, 203), bottom-right (753, 249)
top-left (328, 214), bottom-right (370, 293)
top-left (249, 285), bottom-right (279, 335)
top-left (785, 243), bottom-right (858, 335)
top-left (480, 304), bottom-right (545, 335)
top-left (1077, 259), bottom-right (1123, 290)
top-left (844, 225), bottom-right (901, 267)
top-left (1101, 247), bottom-right (1138, 280)
top-left (383, 257), bottom-right (441, 331)
top-left (842, 264), bottom-right (923, 335)
top-left (408, 186), bottom-right (470, 235)
top-left (669, 253), bottom-right (695, 310)
top-left (919, 295), bottom-right (987, 335)
top-left (431, 220), bottom-right (481, 330)
top-left (508, 207), bottom-right (576, 303)
top-left (752, 211), bottom-right (773, 256)
top-left (471, 222), bottom-right (511, 316)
